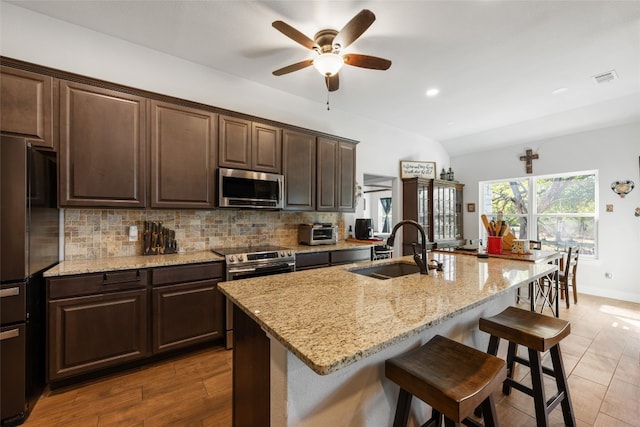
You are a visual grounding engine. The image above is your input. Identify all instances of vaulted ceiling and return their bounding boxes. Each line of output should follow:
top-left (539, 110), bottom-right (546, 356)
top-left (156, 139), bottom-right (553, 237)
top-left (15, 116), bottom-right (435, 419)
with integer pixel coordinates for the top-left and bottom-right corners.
top-left (7, 1), bottom-right (640, 156)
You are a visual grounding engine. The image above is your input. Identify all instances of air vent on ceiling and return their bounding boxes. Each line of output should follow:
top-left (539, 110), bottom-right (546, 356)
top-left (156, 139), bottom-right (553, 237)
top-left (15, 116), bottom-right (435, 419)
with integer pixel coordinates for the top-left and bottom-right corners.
top-left (592, 70), bottom-right (618, 84)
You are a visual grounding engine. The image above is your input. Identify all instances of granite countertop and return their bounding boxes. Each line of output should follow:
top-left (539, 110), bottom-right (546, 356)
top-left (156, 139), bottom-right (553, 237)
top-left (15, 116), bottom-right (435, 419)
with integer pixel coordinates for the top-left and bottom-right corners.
top-left (218, 252), bottom-right (556, 375)
top-left (43, 242), bottom-right (374, 277)
top-left (43, 251), bottom-right (225, 277)
top-left (290, 241), bottom-right (377, 254)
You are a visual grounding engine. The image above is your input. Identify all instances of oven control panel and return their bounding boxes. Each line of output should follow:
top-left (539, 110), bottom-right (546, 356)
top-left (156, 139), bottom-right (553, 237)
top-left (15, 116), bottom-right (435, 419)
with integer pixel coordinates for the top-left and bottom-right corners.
top-left (226, 250), bottom-right (294, 264)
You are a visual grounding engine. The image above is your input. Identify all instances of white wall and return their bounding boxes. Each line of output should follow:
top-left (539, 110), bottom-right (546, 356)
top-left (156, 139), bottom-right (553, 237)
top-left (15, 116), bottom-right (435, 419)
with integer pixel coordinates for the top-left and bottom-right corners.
top-left (453, 122), bottom-right (640, 302)
top-left (0, 3), bottom-right (449, 252)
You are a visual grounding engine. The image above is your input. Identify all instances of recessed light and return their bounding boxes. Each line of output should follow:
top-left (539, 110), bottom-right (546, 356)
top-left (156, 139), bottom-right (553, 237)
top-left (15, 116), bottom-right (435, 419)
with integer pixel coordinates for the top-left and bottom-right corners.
top-left (426, 88), bottom-right (440, 97)
top-left (552, 87), bottom-right (568, 95)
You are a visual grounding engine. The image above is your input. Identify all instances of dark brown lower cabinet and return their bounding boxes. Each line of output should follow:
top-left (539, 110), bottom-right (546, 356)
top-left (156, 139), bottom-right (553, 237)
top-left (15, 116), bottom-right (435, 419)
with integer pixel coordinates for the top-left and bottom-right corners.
top-left (151, 280), bottom-right (222, 353)
top-left (233, 304), bottom-right (270, 427)
top-left (295, 251), bottom-right (330, 271)
top-left (295, 248), bottom-right (372, 270)
top-left (46, 262), bottom-right (224, 384)
top-left (330, 247), bottom-right (372, 265)
top-left (47, 288), bottom-right (148, 382)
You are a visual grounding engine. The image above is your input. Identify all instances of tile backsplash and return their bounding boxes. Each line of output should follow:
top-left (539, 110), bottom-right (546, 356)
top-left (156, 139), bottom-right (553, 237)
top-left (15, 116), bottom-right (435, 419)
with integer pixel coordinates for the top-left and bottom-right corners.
top-left (63, 209), bottom-right (344, 260)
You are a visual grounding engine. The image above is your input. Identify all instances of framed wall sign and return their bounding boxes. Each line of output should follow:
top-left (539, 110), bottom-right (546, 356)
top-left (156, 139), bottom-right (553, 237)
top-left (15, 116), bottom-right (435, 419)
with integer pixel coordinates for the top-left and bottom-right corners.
top-left (400, 161), bottom-right (436, 179)
top-left (467, 203), bottom-right (476, 213)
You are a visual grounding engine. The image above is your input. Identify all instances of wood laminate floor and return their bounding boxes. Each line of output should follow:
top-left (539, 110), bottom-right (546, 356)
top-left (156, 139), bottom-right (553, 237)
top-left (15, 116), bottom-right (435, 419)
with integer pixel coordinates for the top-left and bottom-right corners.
top-left (23, 293), bottom-right (639, 426)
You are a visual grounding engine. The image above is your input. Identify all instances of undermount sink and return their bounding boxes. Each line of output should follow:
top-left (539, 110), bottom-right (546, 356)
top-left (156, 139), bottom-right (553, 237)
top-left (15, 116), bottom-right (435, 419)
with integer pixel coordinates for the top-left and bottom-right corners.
top-left (350, 262), bottom-right (422, 280)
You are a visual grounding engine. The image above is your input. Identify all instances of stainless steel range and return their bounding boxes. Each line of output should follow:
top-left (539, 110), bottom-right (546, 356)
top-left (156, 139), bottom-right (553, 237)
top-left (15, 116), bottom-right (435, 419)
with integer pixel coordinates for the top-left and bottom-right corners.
top-left (212, 245), bottom-right (295, 349)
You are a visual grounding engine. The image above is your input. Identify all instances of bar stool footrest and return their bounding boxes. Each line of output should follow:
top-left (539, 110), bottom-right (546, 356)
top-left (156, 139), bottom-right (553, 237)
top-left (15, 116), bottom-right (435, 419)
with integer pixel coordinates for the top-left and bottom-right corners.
top-left (512, 354), bottom-right (556, 377)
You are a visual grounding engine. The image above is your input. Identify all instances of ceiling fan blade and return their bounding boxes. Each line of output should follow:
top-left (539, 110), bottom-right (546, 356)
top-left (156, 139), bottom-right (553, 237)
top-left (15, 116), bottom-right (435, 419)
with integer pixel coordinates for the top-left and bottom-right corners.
top-left (272, 21), bottom-right (316, 50)
top-left (333, 9), bottom-right (376, 50)
top-left (272, 59), bottom-right (314, 76)
top-left (343, 53), bottom-right (391, 70)
top-left (326, 74), bottom-right (339, 92)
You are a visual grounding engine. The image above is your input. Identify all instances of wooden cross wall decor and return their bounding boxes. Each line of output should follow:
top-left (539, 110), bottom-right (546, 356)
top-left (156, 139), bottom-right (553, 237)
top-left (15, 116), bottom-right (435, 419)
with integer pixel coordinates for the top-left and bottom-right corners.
top-left (519, 149), bottom-right (539, 174)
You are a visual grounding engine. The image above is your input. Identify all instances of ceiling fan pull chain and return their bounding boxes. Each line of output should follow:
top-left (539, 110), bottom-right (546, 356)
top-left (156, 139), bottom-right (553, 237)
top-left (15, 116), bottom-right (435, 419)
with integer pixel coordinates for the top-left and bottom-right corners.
top-left (326, 88), bottom-right (331, 110)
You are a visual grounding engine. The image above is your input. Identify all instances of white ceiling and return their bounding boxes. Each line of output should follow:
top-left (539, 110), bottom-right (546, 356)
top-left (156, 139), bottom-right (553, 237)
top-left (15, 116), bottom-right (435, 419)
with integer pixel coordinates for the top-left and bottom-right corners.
top-left (8, 0), bottom-right (640, 156)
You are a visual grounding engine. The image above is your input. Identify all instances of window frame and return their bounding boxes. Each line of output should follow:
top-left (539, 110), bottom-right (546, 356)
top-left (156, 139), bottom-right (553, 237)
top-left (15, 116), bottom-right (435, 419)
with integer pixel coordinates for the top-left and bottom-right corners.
top-left (479, 170), bottom-right (599, 259)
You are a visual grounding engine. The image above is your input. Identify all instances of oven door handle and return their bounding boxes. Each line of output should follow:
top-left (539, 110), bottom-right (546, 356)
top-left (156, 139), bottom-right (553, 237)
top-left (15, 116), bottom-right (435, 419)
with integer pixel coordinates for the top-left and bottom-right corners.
top-left (228, 263), bottom-right (294, 275)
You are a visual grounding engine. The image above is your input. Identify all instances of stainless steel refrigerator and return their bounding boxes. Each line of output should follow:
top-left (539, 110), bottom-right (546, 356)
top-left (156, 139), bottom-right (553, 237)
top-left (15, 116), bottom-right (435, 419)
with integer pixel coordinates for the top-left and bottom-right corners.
top-left (1, 136), bottom-right (59, 426)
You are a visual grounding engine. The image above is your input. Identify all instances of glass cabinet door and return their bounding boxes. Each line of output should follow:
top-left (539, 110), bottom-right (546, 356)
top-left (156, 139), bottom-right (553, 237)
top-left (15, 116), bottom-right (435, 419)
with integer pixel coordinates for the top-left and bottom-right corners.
top-left (417, 183), bottom-right (430, 242)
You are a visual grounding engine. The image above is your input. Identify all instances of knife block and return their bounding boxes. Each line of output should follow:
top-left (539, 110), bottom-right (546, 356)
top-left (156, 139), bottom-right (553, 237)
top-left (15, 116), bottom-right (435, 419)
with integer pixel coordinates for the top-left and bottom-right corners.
top-left (143, 221), bottom-right (178, 255)
top-left (502, 232), bottom-right (515, 250)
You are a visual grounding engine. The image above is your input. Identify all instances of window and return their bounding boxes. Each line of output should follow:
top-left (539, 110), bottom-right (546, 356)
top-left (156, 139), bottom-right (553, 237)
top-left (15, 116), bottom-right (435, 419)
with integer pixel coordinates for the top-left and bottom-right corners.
top-left (378, 197), bottom-right (392, 233)
top-left (480, 171), bottom-right (598, 257)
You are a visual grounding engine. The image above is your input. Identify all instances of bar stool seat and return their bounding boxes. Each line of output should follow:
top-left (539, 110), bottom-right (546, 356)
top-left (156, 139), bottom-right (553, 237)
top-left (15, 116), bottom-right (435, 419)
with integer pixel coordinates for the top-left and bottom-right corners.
top-left (385, 335), bottom-right (506, 427)
top-left (479, 306), bottom-right (575, 427)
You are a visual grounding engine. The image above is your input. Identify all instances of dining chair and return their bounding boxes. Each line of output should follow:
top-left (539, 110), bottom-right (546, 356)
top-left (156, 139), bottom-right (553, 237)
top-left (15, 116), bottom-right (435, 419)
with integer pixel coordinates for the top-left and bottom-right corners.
top-left (559, 246), bottom-right (579, 307)
top-left (516, 240), bottom-right (543, 304)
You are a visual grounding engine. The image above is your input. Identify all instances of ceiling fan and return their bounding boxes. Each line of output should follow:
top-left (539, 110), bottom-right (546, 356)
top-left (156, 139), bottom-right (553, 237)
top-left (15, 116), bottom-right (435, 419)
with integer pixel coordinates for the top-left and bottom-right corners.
top-left (272, 9), bottom-right (392, 92)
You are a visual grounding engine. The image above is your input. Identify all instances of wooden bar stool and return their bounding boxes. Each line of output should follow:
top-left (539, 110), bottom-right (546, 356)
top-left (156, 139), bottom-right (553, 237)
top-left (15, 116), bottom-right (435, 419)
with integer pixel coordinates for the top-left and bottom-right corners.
top-left (385, 335), bottom-right (506, 427)
top-left (478, 307), bottom-right (576, 426)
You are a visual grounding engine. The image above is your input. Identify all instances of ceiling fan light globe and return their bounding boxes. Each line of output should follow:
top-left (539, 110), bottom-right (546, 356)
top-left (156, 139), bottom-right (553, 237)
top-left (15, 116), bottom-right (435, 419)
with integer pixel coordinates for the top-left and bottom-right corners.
top-left (313, 53), bottom-right (344, 77)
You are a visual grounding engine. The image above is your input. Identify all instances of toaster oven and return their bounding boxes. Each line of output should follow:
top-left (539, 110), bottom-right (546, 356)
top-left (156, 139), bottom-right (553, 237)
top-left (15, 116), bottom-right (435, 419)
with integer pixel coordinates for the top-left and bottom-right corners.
top-left (298, 224), bottom-right (338, 246)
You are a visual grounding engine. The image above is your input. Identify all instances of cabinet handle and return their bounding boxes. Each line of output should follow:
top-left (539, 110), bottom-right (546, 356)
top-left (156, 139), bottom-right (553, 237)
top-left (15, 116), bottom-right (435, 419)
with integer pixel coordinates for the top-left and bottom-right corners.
top-left (0, 287), bottom-right (20, 298)
top-left (0, 328), bottom-right (20, 341)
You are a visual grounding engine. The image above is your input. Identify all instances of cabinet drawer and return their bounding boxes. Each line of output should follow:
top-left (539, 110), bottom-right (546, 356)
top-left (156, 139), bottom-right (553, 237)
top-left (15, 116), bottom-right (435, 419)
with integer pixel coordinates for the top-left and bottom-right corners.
top-left (295, 252), bottom-right (330, 270)
top-left (151, 262), bottom-right (223, 286)
top-left (0, 282), bottom-right (25, 324)
top-left (48, 269), bottom-right (147, 299)
top-left (330, 248), bottom-right (372, 265)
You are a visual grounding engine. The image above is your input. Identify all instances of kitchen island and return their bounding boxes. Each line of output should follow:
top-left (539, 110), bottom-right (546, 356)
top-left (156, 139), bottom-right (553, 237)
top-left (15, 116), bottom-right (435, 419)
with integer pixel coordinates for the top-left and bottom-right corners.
top-left (218, 252), bottom-right (557, 427)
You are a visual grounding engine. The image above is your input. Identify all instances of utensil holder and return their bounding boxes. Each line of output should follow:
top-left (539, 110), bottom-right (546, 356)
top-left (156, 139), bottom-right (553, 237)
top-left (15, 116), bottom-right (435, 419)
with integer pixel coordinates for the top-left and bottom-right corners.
top-left (487, 236), bottom-right (503, 255)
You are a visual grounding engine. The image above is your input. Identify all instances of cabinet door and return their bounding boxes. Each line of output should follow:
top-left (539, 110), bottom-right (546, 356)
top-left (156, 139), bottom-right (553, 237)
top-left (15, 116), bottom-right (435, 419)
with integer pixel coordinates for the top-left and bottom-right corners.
top-left (252, 122), bottom-right (281, 173)
top-left (0, 66), bottom-right (55, 150)
top-left (282, 129), bottom-right (316, 210)
top-left (337, 141), bottom-right (356, 212)
top-left (433, 180), bottom-right (461, 242)
top-left (219, 115), bottom-right (251, 169)
top-left (402, 178), bottom-right (432, 256)
top-left (59, 81), bottom-right (146, 207)
top-left (455, 184), bottom-right (464, 240)
top-left (151, 280), bottom-right (223, 354)
top-left (150, 101), bottom-right (217, 208)
top-left (316, 137), bottom-right (338, 211)
top-left (48, 289), bottom-right (148, 381)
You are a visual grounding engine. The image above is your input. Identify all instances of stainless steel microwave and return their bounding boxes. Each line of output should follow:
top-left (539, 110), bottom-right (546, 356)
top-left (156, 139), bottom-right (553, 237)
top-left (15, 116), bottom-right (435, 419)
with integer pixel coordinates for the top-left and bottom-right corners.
top-left (218, 168), bottom-right (284, 209)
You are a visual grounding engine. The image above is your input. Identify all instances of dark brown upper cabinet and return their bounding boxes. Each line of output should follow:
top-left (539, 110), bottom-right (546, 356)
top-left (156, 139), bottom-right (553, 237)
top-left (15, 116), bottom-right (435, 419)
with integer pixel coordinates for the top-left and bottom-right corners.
top-left (218, 115), bottom-right (281, 173)
top-left (59, 81), bottom-right (147, 208)
top-left (282, 129), bottom-right (316, 211)
top-left (337, 141), bottom-right (356, 211)
top-left (0, 66), bottom-right (55, 150)
top-left (317, 137), bottom-right (338, 211)
top-left (317, 138), bottom-right (356, 212)
top-left (150, 101), bottom-right (217, 209)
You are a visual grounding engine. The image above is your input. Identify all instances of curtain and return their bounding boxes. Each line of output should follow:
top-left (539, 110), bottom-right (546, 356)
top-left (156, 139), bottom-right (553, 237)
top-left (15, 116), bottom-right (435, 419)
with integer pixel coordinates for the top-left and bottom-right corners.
top-left (380, 197), bottom-right (392, 233)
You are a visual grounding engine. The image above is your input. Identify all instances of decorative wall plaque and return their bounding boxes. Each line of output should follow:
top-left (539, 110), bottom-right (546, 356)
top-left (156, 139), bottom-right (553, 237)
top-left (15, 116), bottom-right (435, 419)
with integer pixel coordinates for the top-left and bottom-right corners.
top-left (400, 161), bottom-right (436, 179)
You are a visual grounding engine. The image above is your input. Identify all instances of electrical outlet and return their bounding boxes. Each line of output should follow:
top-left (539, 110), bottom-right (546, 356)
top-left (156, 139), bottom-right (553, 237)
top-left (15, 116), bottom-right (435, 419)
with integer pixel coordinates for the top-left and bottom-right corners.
top-left (129, 225), bottom-right (138, 242)
top-left (606, 204), bottom-right (613, 212)
top-left (605, 272), bottom-right (613, 279)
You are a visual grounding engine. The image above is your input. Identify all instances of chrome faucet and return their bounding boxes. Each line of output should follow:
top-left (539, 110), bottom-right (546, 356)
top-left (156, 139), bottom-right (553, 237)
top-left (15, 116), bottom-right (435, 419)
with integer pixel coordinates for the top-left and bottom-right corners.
top-left (386, 220), bottom-right (428, 275)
